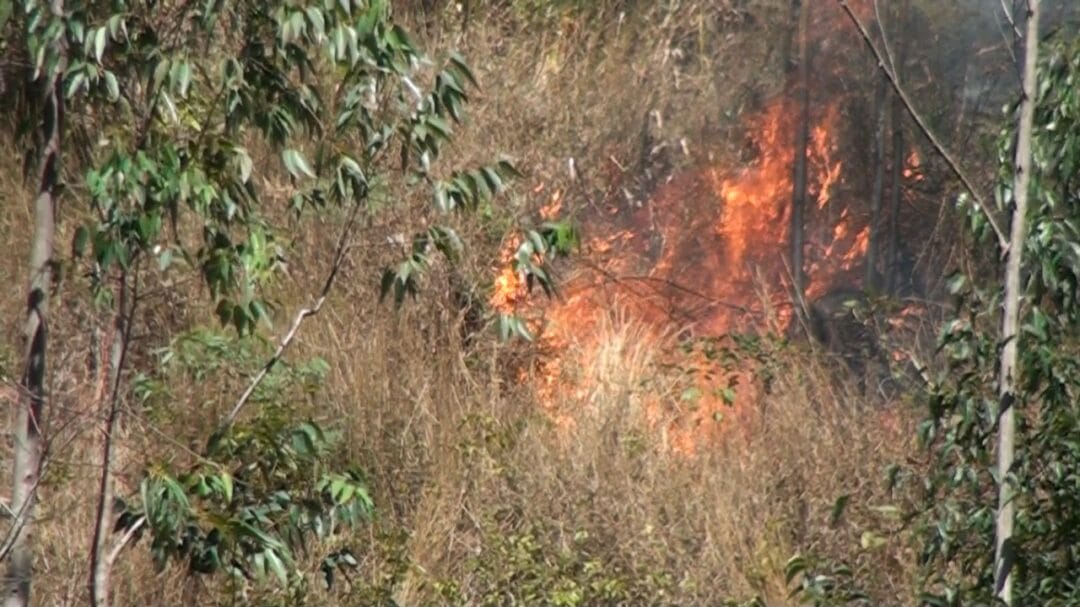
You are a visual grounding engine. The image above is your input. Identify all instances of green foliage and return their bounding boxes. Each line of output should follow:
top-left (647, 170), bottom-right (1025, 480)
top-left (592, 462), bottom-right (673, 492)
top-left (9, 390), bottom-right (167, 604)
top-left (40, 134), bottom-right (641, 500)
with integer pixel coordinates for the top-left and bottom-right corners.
top-left (497, 219), bottom-right (581, 341)
top-left (913, 33), bottom-right (1080, 606)
top-left (785, 554), bottom-right (870, 606)
top-left (116, 414), bottom-right (372, 590)
top-left (438, 524), bottom-right (677, 607)
top-left (121, 327), bottom-right (369, 594)
top-left (40, 0), bottom-right (537, 334)
top-left (658, 332), bottom-right (782, 410)
top-left (7, 0), bottom-right (574, 595)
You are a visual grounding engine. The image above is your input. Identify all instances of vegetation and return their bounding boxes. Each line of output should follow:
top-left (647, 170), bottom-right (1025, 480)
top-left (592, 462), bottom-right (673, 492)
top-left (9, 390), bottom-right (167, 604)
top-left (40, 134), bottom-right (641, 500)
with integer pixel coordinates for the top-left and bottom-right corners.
top-left (0, 1), bottom-right (1078, 606)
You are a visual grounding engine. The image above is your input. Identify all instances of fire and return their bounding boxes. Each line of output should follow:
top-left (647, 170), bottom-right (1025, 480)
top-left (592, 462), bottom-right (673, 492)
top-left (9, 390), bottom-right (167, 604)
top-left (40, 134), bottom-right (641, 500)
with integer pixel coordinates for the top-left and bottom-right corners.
top-left (903, 149), bottom-right (923, 181)
top-left (494, 2), bottom-right (912, 453)
top-left (811, 105), bottom-right (843, 209)
top-left (512, 92), bottom-right (875, 455)
top-left (491, 267), bottom-right (524, 313)
top-left (714, 101), bottom-right (793, 274)
top-left (539, 189), bottom-right (564, 219)
top-left (489, 188), bottom-right (568, 314)
top-left (843, 226), bottom-right (871, 269)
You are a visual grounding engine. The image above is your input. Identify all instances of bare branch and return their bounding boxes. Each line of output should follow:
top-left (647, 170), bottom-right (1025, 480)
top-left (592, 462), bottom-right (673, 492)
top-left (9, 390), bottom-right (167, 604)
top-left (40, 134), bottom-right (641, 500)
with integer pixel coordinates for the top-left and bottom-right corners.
top-left (999, 0), bottom-right (1022, 38)
top-left (105, 516), bottom-right (145, 568)
top-left (837, 0), bottom-right (1010, 253)
top-left (221, 197), bottom-right (364, 429)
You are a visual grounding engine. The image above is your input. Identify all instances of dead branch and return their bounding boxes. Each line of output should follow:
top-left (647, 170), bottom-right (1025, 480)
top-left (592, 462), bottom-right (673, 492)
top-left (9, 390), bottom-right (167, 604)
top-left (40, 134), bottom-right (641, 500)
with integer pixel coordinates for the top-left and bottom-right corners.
top-left (837, 0), bottom-right (1010, 253)
top-left (221, 197), bottom-right (364, 429)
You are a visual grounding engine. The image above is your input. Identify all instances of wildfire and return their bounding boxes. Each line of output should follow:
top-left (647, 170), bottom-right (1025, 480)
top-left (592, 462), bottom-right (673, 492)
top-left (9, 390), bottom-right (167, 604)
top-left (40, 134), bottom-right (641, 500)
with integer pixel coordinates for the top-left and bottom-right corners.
top-left (515, 91), bottom-right (878, 455)
top-left (494, 4), bottom-right (915, 454)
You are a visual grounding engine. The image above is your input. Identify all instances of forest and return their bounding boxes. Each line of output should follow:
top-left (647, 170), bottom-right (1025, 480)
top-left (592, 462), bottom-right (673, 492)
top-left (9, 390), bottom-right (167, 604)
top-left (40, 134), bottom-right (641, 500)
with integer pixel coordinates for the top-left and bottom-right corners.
top-left (1, 0), bottom-right (1079, 605)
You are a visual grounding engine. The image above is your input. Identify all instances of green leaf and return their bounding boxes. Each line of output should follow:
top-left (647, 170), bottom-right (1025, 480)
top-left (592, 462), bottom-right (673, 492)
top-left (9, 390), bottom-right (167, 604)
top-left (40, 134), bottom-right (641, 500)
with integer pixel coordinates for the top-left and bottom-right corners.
top-left (236, 148), bottom-right (253, 184)
top-left (264, 549), bottom-right (289, 585)
top-left (282, 149), bottom-right (316, 179)
top-left (680, 387), bottom-right (702, 403)
top-left (175, 60), bottom-right (192, 97)
top-left (859, 531), bottom-right (887, 550)
top-left (784, 555), bottom-right (807, 584)
top-left (219, 471), bottom-right (233, 503)
top-left (152, 58), bottom-right (171, 94)
top-left (103, 70), bottom-right (119, 102)
top-left (65, 70), bottom-right (86, 98)
top-left (94, 26), bottom-right (107, 62)
top-left (449, 51), bottom-right (477, 86)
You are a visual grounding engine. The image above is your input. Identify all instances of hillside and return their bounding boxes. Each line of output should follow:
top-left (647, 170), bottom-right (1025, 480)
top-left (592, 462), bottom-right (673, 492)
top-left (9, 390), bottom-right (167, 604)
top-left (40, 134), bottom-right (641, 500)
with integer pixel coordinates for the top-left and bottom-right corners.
top-left (1, 1), bottom-right (1079, 605)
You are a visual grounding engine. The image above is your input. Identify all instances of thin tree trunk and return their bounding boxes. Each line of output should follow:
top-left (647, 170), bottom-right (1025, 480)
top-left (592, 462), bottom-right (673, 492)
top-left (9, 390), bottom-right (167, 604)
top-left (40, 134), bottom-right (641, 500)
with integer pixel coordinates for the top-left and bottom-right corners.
top-left (789, 0), bottom-right (810, 300)
top-left (886, 93), bottom-right (904, 296)
top-left (885, 1), bottom-right (908, 296)
top-left (5, 2), bottom-right (65, 605)
top-left (88, 273), bottom-right (133, 607)
top-left (865, 75), bottom-right (887, 290)
top-left (995, 1), bottom-right (1039, 603)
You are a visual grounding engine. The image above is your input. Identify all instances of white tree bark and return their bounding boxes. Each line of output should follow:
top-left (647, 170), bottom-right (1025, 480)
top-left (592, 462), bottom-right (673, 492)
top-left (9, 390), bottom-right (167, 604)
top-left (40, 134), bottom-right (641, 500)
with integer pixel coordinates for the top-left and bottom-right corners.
top-left (995, 1), bottom-right (1040, 604)
top-left (4, 2), bottom-right (65, 605)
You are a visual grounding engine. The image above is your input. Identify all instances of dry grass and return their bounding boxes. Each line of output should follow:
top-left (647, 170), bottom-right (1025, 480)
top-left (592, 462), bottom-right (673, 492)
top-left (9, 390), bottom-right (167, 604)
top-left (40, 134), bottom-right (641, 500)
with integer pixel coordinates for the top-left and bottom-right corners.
top-left (0, 2), bottom-right (927, 605)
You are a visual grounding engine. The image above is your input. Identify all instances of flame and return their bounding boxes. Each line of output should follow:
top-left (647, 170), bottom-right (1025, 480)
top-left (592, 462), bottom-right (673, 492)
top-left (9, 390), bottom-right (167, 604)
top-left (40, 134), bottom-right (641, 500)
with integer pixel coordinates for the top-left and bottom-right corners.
top-left (494, 3), bottom-right (912, 453)
top-left (903, 149), bottom-right (924, 181)
top-left (811, 105), bottom-right (843, 209)
top-left (491, 267), bottom-right (523, 313)
top-left (539, 189), bottom-right (564, 219)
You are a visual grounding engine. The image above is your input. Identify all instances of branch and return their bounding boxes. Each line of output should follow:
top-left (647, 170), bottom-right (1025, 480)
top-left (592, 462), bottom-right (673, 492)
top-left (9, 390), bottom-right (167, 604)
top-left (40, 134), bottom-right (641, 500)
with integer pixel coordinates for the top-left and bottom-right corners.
top-left (89, 265), bottom-right (139, 607)
top-left (837, 0), bottom-right (1010, 253)
top-left (105, 516), bottom-right (145, 567)
top-left (220, 197), bottom-right (363, 429)
top-left (0, 464), bottom-right (47, 563)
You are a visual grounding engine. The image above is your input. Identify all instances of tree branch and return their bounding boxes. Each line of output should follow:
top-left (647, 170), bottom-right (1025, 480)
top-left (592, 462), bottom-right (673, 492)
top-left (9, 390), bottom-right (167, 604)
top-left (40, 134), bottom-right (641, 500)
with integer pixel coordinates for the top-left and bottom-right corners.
top-left (220, 197), bottom-right (364, 429)
top-left (837, 0), bottom-right (1010, 253)
top-left (105, 515), bottom-right (145, 568)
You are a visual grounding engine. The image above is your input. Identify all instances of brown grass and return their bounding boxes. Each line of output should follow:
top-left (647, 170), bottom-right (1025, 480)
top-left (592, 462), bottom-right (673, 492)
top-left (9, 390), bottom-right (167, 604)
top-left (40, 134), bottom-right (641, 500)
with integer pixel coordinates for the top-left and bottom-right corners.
top-left (0, 2), bottom-right (926, 605)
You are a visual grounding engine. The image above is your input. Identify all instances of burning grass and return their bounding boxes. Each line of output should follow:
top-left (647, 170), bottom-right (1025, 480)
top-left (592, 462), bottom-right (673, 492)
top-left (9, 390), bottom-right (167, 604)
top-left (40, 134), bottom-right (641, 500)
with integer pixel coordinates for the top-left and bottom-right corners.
top-left (0, 2), bottom-right (936, 604)
top-left (386, 310), bottom-right (919, 605)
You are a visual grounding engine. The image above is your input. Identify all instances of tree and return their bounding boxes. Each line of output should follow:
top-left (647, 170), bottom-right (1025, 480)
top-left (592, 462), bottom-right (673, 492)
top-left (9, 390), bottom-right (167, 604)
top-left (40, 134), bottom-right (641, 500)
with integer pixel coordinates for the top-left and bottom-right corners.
top-left (789, 0), bottom-right (810, 300)
top-left (2, 2), bottom-right (66, 606)
top-left (3, 0), bottom-right (569, 604)
top-left (864, 74), bottom-right (886, 291)
top-left (994, 1), bottom-right (1039, 603)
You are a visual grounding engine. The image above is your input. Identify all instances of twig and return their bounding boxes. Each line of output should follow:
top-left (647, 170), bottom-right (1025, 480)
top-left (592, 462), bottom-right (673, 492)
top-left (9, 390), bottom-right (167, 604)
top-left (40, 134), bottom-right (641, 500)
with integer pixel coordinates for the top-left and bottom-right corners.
top-left (0, 468), bottom-right (45, 563)
top-left (105, 516), bottom-right (145, 567)
top-left (837, 0), bottom-right (1010, 253)
top-left (221, 197), bottom-right (364, 428)
top-left (999, 0), bottom-right (1022, 38)
top-left (872, 0), bottom-right (896, 77)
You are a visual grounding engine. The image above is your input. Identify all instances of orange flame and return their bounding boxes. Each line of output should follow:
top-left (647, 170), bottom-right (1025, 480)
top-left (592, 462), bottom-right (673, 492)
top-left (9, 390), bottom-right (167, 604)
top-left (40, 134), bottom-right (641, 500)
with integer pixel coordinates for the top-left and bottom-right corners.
top-left (500, 60), bottom-right (891, 454)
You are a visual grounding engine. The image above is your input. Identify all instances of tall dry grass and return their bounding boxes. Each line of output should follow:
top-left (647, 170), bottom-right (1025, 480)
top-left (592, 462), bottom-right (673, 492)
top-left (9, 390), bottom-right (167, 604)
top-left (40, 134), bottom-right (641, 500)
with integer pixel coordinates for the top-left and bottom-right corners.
top-left (0, 2), bottom-right (926, 605)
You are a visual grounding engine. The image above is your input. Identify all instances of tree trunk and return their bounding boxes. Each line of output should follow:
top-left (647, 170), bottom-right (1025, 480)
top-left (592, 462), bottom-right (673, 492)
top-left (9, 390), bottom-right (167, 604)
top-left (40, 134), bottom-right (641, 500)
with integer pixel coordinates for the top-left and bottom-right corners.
top-left (5, 3), bottom-right (65, 605)
top-left (885, 92), bottom-right (904, 296)
top-left (789, 0), bottom-right (810, 300)
top-left (995, 1), bottom-right (1039, 604)
top-left (865, 75), bottom-right (887, 291)
top-left (884, 0), bottom-right (908, 296)
top-left (89, 275), bottom-right (132, 607)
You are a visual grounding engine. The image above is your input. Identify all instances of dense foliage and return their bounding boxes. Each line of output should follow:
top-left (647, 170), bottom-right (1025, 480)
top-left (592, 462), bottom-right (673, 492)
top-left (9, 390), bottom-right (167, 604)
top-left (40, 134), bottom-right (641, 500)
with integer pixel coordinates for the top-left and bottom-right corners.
top-left (913, 33), bottom-right (1080, 606)
top-left (5, 0), bottom-right (573, 601)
